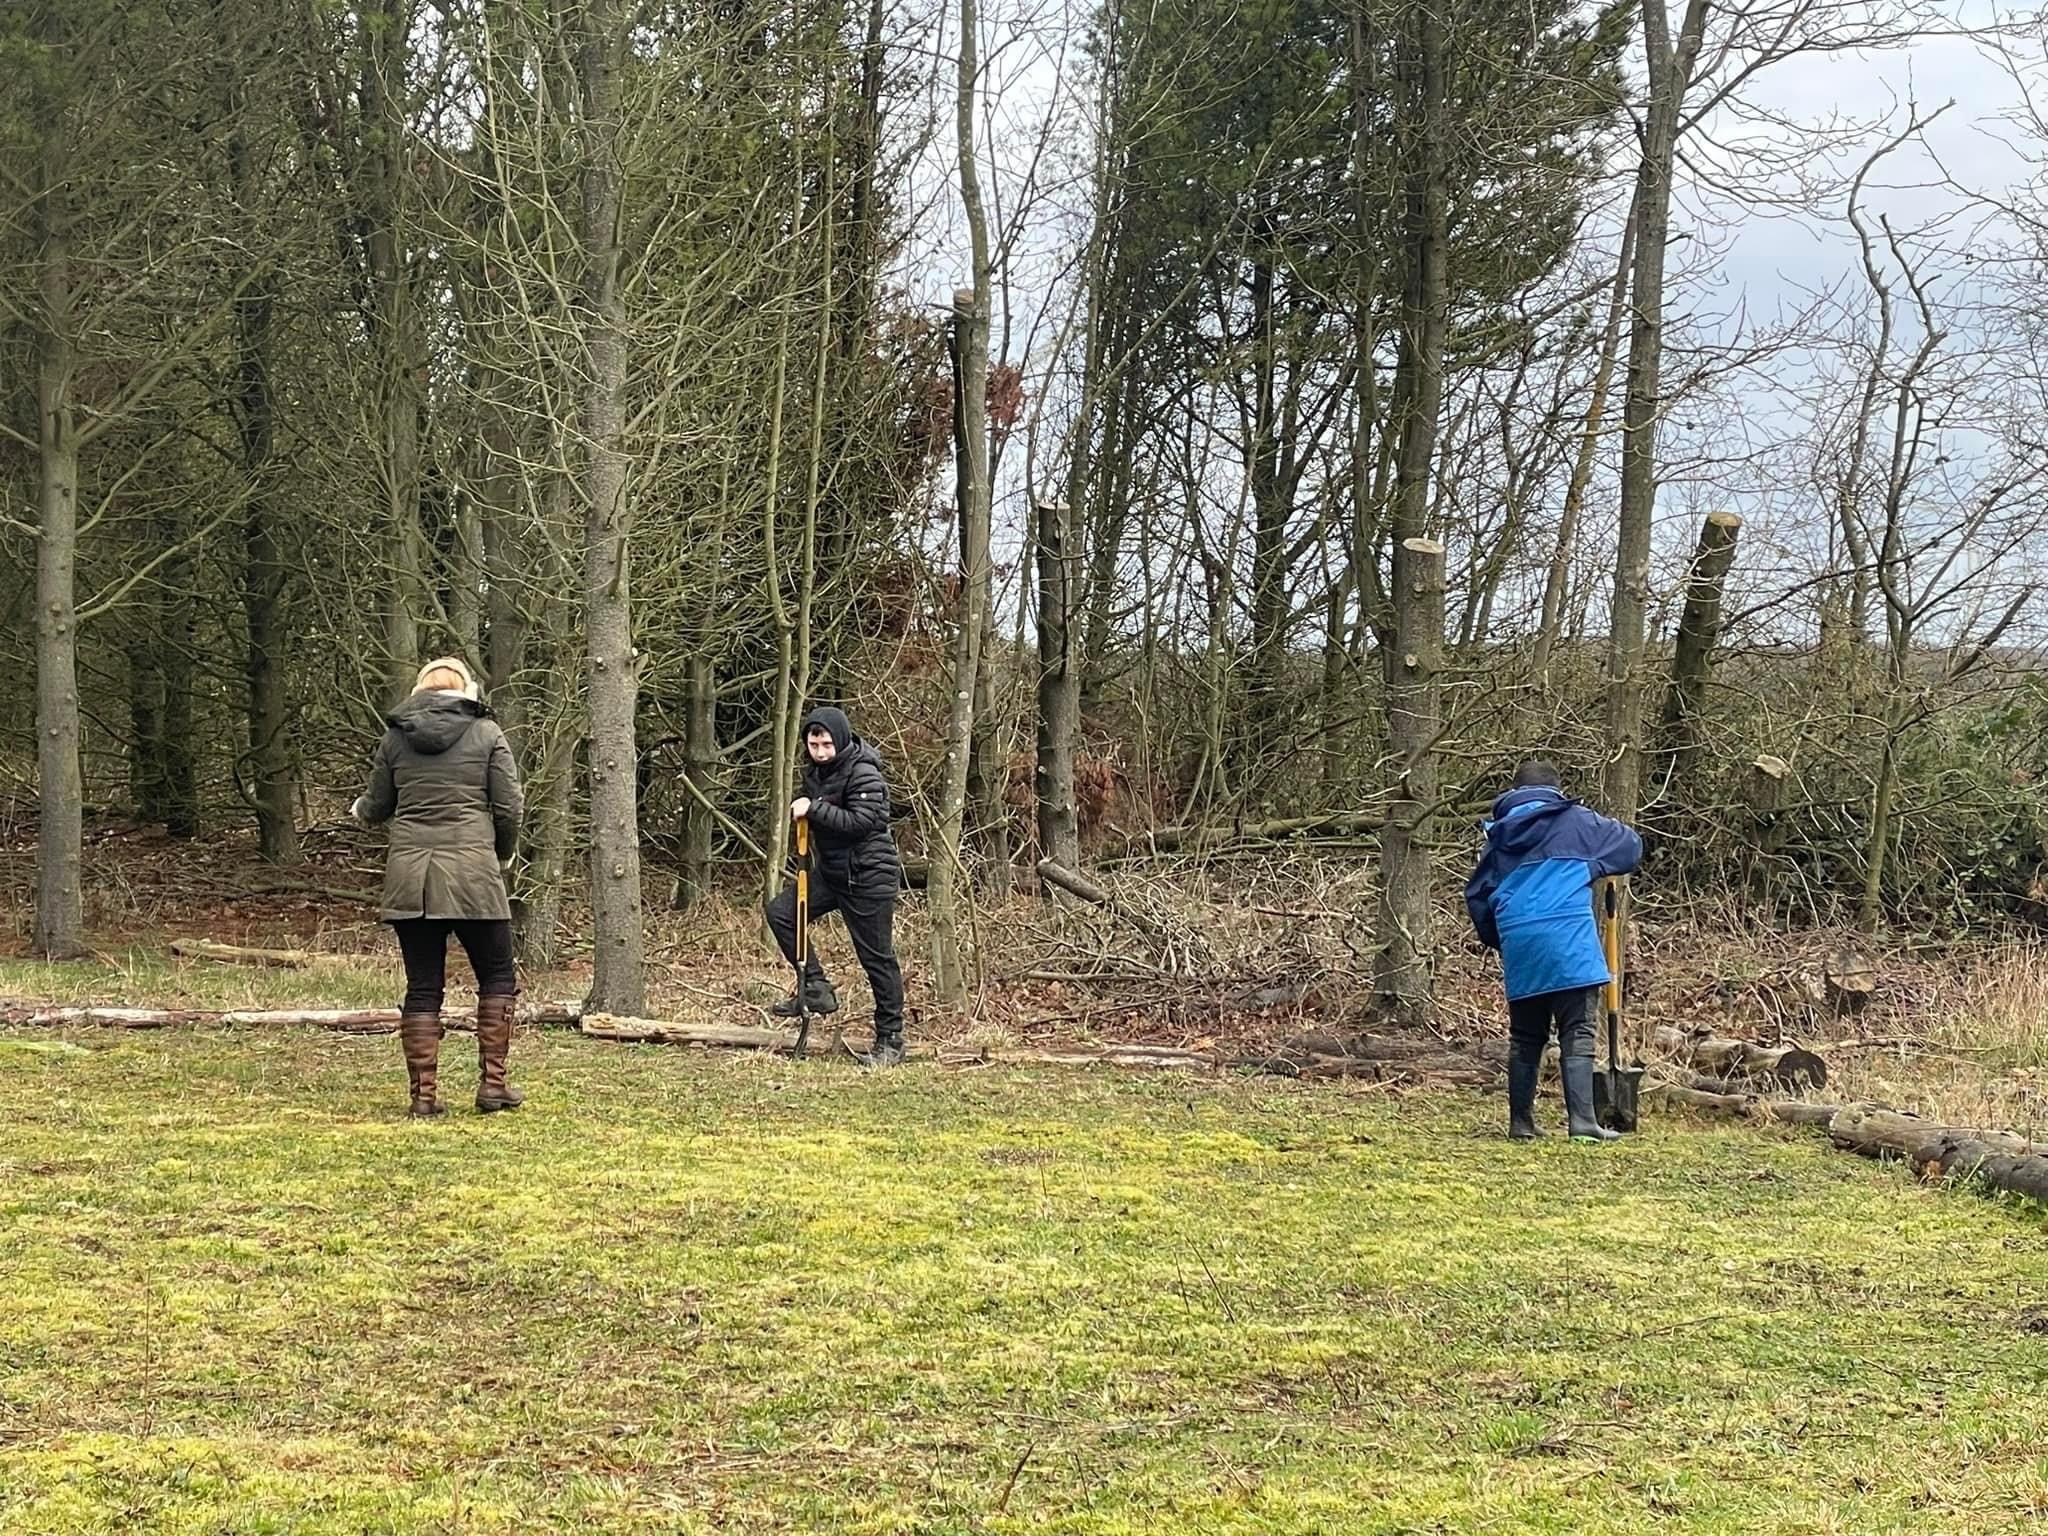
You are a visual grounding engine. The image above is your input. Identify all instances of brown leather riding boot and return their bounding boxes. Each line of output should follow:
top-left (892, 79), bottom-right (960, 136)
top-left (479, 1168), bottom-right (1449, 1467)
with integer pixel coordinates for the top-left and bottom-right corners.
top-left (474, 993), bottom-right (524, 1113)
top-left (399, 1013), bottom-right (446, 1117)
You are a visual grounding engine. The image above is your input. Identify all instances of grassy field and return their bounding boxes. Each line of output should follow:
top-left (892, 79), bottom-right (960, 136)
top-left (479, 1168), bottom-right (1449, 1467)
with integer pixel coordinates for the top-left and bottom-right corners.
top-left (1, 1024), bottom-right (2045, 1535)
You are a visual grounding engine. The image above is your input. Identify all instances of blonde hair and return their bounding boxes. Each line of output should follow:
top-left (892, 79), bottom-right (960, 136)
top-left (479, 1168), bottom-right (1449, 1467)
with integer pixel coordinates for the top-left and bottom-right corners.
top-left (413, 656), bottom-right (480, 702)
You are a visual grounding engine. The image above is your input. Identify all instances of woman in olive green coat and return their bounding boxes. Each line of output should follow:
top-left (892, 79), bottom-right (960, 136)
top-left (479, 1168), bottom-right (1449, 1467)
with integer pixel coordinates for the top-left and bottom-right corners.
top-left (352, 657), bottom-right (525, 1117)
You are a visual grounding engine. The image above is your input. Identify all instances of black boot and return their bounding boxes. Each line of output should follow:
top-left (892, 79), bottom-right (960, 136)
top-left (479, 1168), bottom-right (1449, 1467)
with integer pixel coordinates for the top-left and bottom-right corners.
top-left (771, 977), bottom-right (840, 1018)
top-left (1506, 1040), bottom-right (1543, 1141)
top-left (858, 1023), bottom-right (905, 1069)
top-left (1561, 1053), bottom-right (1620, 1143)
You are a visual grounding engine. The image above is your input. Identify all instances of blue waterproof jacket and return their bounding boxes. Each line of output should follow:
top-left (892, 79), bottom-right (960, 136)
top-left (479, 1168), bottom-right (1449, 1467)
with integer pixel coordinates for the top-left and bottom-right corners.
top-left (1464, 787), bottom-right (1642, 1001)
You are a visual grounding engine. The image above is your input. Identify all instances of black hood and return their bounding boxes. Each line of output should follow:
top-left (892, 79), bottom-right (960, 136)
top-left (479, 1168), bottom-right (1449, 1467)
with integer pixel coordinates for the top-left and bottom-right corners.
top-left (388, 691), bottom-right (484, 755)
top-left (801, 706), bottom-right (854, 756)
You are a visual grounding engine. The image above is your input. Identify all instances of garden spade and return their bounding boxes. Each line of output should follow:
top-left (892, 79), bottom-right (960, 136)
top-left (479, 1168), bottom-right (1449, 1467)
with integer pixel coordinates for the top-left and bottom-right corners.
top-left (1592, 876), bottom-right (1642, 1133)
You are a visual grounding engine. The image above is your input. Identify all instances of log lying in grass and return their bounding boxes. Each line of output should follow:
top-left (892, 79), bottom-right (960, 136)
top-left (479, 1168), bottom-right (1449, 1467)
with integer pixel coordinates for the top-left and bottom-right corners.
top-left (1650, 1082), bottom-right (2048, 1203)
top-left (1646, 1078), bottom-right (1841, 1124)
top-left (581, 1014), bottom-right (1225, 1071)
top-left (170, 938), bottom-right (316, 969)
top-left (0, 1001), bottom-right (583, 1033)
top-left (1255, 1031), bottom-right (1500, 1086)
top-left (1652, 1024), bottom-right (1828, 1089)
top-left (1828, 1102), bottom-right (2048, 1164)
top-left (579, 1013), bottom-right (798, 1050)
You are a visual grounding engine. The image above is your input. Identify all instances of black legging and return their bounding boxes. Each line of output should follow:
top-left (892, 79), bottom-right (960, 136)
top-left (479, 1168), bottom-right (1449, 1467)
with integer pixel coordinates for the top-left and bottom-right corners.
top-left (392, 918), bottom-right (517, 1015)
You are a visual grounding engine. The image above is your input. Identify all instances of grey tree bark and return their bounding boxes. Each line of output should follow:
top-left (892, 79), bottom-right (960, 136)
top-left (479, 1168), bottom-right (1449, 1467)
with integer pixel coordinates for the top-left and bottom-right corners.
top-left (1372, 0), bottom-right (1450, 1027)
top-left (575, 0), bottom-right (646, 1014)
top-left (1601, 0), bottom-right (1709, 818)
top-left (928, 0), bottom-right (994, 1009)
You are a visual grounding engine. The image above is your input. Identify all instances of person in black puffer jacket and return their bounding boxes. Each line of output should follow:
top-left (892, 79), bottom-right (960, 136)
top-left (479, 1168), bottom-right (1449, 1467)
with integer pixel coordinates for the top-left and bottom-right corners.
top-left (764, 705), bottom-right (906, 1067)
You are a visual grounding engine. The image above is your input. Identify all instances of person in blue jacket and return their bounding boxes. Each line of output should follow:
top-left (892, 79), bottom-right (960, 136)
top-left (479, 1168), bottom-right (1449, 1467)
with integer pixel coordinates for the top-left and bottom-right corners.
top-left (1465, 759), bottom-right (1643, 1143)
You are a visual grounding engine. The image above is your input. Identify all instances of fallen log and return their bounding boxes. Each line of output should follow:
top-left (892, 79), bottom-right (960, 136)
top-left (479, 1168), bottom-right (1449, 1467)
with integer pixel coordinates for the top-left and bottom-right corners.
top-left (1644, 1079), bottom-right (1846, 1126)
top-left (1652, 1025), bottom-right (1828, 1090)
top-left (170, 938), bottom-right (315, 969)
top-left (1, 1001), bottom-right (583, 1033)
top-left (1828, 1103), bottom-right (2048, 1202)
top-left (579, 1013), bottom-right (799, 1050)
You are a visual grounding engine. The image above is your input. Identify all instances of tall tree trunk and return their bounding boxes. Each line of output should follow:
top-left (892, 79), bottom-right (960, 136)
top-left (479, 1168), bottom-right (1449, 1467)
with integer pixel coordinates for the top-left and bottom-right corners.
top-left (157, 523), bottom-right (198, 839)
top-left (514, 706), bottom-right (575, 968)
top-left (1658, 509), bottom-right (1741, 794)
top-left (675, 652), bottom-right (719, 911)
top-left (929, 0), bottom-right (994, 1010)
top-left (361, 0), bottom-right (422, 705)
top-left (1079, 368), bottom-right (1135, 709)
top-left (949, 299), bottom-right (1008, 892)
top-left (1602, 0), bottom-right (1708, 818)
top-left (759, 279), bottom-right (796, 902)
top-left (970, 607), bottom-right (1012, 891)
top-left (1373, 0), bottom-right (1449, 1028)
top-left (1036, 493), bottom-right (1080, 875)
top-left (128, 635), bottom-right (166, 823)
top-left (449, 487), bottom-right (484, 663)
top-left (1858, 720), bottom-right (1901, 933)
top-left (33, 151), bottom-right (86, 959)
top-left (577, 0), bottom-right (645, 1014)
top-left (235, 259), bottom-right (301, 864)
top-left (1533, 207), bottom-right (1636, 688)
top-left (1246, 244), bottom-right (1289, 755)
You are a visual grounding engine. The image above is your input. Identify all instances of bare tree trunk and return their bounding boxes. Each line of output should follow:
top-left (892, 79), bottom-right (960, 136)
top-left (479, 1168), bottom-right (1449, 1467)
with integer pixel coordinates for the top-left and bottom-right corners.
top-left (1534, 207), bottom-right (1635, 685)
top-left (361, 0), bottom-right (422, 704)
top-left (576, 0), bottom-right (645, 1014)
top-left (33, 147), bottom-right (86, 960)
top-left (1658, 509), bottom-right (1741, 793)
top-left (158, 528), bottom-right (198, 839)
top-left (929, 0), bottom-right (994, 1010)
top-left (970, 606), bottom-right (1012, 892)
top-left (1376, 540), bottom-right (1444, 1024)
top-left (449, 487), bottom-right (484, 663)
top-left (514, 709), bottom-right (575, 968)
top-left (1373, 0), bottom-right (1449, 1028)
top-left (1035, 494), bottom-right (1080, 874)
top-left (1859, 723), bottom-right (1900, 933)
top-left (675, 652), bottom-right (719, 910)
top-left (1601, 0), bottom-right (1708, 818)
top-left (128, 620), bottom-right (167, 822)
top-left (759, 283), bottom-right (796, 902)
top-left (235, 261), bottom-right (301, 864)
top-left (951, 299), bottom-right (1008, 891)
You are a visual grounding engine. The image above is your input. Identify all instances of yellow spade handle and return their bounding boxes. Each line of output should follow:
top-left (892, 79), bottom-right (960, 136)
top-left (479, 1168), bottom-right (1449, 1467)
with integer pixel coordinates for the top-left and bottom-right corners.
top-left (1599, 876), bottom-right (1627, 1017)
top-left (793, 817), bottom-right (810, 966)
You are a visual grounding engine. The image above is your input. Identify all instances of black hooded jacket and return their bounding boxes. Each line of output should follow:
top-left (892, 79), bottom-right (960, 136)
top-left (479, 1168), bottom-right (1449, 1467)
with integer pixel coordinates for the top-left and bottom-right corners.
top-left (798, 706), bottom-right (900, 897)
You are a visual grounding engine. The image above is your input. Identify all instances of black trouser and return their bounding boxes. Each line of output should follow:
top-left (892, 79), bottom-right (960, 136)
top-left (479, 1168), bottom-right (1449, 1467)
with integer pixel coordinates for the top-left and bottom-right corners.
top-left (391, 918), bottom-right (518, 1015)
top-left (1507, 985), bottom-right (1600, 1059)
top-left (765, 880), bottom-right (904, 1038)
